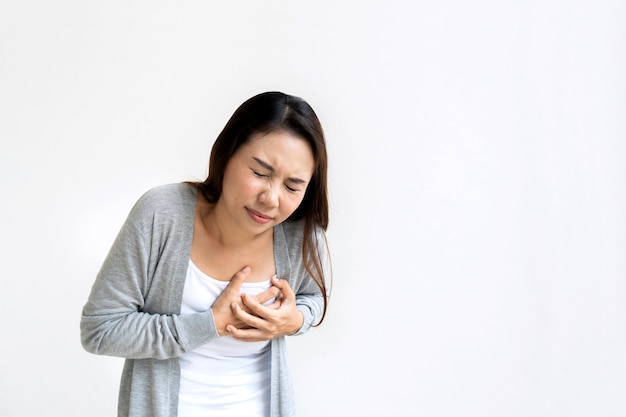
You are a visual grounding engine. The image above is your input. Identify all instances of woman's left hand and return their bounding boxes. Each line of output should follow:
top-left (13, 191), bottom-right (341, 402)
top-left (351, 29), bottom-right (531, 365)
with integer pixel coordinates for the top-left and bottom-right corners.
top-left (226, 277), bottom-right (304, 342)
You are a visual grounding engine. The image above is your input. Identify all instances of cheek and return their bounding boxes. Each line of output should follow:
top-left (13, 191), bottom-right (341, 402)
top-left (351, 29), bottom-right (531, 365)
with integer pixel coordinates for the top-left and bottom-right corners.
top-left (223, 170), bottom-right (258, 201)
top-left (239, 177), bottom-right (260, 195)
top-left (282, 193), bottom-right (306, 214)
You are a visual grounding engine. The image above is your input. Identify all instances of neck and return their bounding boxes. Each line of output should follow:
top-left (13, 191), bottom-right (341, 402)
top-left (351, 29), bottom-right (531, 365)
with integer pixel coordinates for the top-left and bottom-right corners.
top-left (199, 200), bottom-right (272, 249)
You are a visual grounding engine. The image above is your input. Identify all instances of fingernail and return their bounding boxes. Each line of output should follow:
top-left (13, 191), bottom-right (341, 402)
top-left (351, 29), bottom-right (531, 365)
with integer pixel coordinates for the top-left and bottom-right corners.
top-left (226, 326), bottom-right (233, 332)
top-left (242, 266), bottom-right (250, 273)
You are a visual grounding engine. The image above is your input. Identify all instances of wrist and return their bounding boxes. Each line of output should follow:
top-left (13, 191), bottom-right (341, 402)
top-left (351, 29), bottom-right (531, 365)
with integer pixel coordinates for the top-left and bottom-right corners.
top-left (288, 309), bottom-right (304, 335)
top-left (211, 307), bottom-right (228, 337)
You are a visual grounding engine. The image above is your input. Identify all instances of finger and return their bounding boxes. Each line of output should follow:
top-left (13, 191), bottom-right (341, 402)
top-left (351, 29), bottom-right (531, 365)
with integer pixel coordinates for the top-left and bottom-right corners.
top-left (239, 293), bottom-right (275, 321)
top-left (270, 277), bottom-right (296, 303)
top-left (227, 325), bottom-right (272, 342)
top-left (246, 296), bottom-right (281, 312)
top-left (211, 266), bottom-right (250, 336)
top-left (232, 300), bottom-right (271, 330)
top-left (224, 266), bottom-right (250, 295)
top-left (252, 284), bottom-right (280, 305)
top-left (263, 297), bottom-right (282, 310)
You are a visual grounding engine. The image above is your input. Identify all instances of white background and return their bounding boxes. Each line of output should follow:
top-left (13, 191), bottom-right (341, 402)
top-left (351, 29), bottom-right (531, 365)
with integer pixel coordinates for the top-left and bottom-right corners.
top-left (1, 1), bottom-right (625, 416)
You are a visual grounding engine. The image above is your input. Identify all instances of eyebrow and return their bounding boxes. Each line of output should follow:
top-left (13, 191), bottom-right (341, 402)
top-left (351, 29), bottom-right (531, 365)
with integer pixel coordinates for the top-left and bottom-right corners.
top-left (252, 157), bottom-right (308, 184)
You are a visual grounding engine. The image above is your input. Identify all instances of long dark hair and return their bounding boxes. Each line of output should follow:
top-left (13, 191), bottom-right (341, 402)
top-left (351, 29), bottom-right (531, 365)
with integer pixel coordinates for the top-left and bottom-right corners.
top-left (192, 91), bottom-right (330, 325)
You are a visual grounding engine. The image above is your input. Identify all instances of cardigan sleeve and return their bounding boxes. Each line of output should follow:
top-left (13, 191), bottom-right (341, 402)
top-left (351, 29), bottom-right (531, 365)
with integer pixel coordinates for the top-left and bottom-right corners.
top-left (80, 188), bottom-right (219, 360)
top-left (292, 227), bottom-right (330, 336)
top-left (294, 294), bottom-right (324, 335)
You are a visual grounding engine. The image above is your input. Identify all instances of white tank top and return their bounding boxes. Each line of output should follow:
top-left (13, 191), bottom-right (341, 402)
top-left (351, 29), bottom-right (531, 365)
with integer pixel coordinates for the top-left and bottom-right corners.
top-left (177, 260), bottom-right (273, 417)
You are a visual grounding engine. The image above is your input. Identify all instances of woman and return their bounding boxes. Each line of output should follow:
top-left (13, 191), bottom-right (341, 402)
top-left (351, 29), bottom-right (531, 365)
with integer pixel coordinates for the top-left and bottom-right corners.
top-left (80, 91), bottom-right (330, 417)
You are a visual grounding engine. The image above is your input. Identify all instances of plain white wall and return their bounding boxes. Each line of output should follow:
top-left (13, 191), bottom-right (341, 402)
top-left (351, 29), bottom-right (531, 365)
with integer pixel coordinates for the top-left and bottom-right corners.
top-left (1, 1), bottom-right (624, 416)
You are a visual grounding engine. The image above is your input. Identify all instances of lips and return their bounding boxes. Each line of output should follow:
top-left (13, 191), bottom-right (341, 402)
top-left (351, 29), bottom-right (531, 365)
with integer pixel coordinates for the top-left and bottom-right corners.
top-left (246, 207), bottom-right (273, 224)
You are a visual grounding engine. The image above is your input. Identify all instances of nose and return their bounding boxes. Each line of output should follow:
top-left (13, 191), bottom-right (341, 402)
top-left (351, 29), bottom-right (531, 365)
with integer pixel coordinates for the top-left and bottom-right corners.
top-left (259, 183), bottom-right (279, 208)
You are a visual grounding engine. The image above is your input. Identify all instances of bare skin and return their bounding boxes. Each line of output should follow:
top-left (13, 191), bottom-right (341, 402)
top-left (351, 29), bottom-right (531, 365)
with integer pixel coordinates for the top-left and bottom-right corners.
top-left (209, 266), bottom-right (303, 340)
top-left (191, 131), bottom-right (312, 341)
top-left (229, 275), bottom-right (303, 341)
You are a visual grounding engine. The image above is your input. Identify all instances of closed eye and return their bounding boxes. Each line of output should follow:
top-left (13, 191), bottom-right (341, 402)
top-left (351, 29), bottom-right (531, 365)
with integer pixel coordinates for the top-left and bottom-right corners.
top-left (252, 169), bottom-right (268, 178)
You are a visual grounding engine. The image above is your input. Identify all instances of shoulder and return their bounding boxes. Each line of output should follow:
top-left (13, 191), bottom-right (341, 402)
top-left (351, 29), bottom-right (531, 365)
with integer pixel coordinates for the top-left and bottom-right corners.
top-left (136, 183), bottom-right (197, 206)
top-left (131, 183), bottom-right (197, 215)
top-left (125, 183), bottom-right (197, 233)
top-left (278, 219), bottom-right (326, 250)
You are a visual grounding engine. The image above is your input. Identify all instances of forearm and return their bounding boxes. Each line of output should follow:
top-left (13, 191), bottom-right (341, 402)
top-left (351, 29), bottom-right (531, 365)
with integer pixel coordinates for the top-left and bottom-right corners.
top-left (80, 307), bottom-right (220, 360)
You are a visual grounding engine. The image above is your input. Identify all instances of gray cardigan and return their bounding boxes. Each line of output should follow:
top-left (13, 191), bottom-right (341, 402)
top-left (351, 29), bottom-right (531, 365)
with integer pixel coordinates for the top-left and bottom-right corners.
top-left (80, 183), bottom-right (324, 417)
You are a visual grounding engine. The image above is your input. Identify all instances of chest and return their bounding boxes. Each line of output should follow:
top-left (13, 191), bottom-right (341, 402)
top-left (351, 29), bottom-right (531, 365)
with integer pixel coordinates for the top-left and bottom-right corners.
top-left (191, 243), bottom-right (276, 283)
top-left (190, 201), bottom-right (278, 283)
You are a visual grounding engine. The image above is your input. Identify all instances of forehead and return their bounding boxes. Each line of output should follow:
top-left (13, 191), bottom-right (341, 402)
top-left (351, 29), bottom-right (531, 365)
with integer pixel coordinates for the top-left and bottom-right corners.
top-left (238, 130), bottom-right (315, 173)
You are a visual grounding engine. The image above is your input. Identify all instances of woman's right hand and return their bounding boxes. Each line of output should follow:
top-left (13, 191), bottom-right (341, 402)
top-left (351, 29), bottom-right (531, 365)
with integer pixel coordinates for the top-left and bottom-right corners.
top-left (211, 266), bottom-right (280, 336)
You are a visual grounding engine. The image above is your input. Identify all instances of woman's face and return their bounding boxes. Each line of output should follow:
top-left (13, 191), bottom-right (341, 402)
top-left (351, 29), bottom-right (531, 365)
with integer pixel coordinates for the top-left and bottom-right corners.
top-left (218, 130), bottom-right (315, 236)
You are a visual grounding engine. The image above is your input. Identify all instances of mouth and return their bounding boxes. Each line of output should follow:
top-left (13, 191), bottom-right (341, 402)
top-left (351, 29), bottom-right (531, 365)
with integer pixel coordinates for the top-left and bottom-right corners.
top-left (246, 207), bottom-right (273, 224)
